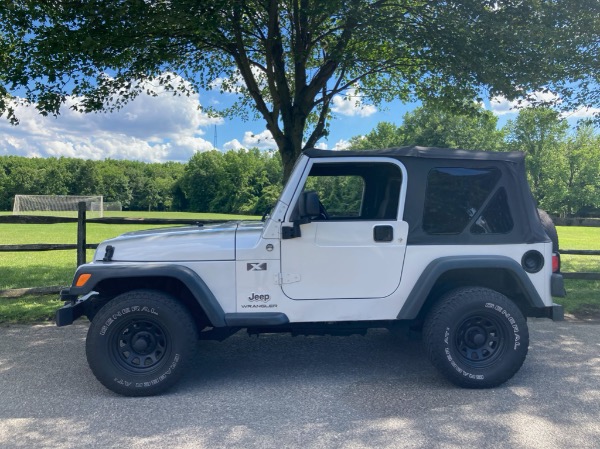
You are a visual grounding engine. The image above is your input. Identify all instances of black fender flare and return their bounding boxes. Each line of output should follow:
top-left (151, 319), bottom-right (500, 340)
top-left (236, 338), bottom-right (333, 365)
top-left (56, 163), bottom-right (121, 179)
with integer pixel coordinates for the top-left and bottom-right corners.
top-left (397, 256), bottom-right (546, 320)
top-left (63, 263), bottom-right (227, 327)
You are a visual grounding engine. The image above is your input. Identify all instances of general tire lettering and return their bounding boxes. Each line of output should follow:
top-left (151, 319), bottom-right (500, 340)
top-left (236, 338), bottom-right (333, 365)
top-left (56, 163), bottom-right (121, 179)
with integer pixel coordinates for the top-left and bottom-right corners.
top-left (86, 289), bottom-right (197, 397)
top-left (423, 287), bottom-right (529, 389)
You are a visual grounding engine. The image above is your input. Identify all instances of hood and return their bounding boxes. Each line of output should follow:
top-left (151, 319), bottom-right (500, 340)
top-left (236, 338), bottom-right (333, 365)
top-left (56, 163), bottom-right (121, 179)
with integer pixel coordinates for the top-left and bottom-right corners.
top-left (94, 221), bottom-right (240, 262)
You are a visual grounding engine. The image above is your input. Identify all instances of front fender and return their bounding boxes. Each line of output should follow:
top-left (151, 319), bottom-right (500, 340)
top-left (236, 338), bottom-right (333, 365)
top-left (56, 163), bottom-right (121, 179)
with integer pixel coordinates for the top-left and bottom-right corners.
top-left (59, 263), bottom-right (226, 327)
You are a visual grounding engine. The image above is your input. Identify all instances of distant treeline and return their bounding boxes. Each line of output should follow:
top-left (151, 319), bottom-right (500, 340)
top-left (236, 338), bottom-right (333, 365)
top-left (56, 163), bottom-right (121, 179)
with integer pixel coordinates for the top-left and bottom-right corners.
top-left (2, 105), bottom-right (600, 217)
top-left (0, 149), bottom-right (282, 214)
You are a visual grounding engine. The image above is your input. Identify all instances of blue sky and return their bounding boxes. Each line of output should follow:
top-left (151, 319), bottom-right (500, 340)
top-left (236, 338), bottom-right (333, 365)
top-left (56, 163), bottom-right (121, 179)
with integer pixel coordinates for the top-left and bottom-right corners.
top-left (0, 75), bottom-right (597, 162)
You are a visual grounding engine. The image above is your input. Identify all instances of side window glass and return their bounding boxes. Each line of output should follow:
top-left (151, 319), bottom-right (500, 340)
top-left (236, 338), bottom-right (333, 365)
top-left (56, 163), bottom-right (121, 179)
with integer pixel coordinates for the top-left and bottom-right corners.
top-left (299, 162), bottom-right (403, 221)
top-left (471, 188), bottom-right (514, 234)
top-left (423, 167), bottom-right (501, 234)
top-left (304, 175), bottom-right (364, 218)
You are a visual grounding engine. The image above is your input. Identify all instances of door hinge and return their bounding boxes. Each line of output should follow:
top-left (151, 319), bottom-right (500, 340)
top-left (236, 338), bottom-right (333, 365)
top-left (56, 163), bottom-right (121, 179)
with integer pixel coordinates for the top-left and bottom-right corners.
top-left (275, 273), bottom-right (301, 285)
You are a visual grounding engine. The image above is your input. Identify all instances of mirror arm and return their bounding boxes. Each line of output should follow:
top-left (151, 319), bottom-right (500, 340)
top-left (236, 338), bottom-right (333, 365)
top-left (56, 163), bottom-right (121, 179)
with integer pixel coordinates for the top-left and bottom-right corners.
top-left (281, 220), bottom-right (302, 239)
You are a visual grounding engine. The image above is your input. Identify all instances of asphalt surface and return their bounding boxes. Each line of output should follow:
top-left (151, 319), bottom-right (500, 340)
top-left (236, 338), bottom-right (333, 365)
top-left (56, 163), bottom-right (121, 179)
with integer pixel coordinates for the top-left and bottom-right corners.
top-left (0, 319), bottom-right (599, 449)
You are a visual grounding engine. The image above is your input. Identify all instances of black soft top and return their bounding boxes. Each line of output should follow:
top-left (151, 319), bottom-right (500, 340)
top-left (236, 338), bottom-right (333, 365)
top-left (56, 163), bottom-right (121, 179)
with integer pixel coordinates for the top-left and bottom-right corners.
top-left (304, 146), bottom-right (525, 163)
top-left (304, 146), bottom-right (547, 246)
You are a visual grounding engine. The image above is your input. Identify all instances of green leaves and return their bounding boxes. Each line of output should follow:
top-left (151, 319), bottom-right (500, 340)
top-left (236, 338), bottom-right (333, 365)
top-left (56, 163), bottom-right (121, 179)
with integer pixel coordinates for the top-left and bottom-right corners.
top-left (0, 0), bottom-right (598, 179)
top-left (350, 103), bottom-right (505, 152)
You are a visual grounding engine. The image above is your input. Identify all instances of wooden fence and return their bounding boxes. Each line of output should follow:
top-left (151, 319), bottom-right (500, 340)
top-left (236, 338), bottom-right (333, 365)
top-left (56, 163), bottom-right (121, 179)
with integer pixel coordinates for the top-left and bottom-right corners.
top-left (0, 206), bottom-right (599, 298)
top-left (0, 203), bottom-right (234, 297)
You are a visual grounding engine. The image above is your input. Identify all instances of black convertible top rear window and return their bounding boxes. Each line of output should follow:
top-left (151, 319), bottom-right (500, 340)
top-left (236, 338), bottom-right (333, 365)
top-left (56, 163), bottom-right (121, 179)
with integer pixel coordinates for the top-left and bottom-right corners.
top-left (423, 167), bottom-right (501, 234)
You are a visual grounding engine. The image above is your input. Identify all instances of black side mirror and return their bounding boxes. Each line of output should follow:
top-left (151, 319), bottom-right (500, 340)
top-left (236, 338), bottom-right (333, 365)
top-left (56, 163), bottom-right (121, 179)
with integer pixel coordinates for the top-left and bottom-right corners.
top-left (282, 191), bottom-right (321, 240)
top-left (298, 191), bottom-right (321, 219)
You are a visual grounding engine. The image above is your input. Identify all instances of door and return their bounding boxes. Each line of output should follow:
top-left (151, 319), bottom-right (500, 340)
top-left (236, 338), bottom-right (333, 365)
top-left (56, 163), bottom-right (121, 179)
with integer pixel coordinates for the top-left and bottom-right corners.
top-left (280, 158), bottom-right (408, 300)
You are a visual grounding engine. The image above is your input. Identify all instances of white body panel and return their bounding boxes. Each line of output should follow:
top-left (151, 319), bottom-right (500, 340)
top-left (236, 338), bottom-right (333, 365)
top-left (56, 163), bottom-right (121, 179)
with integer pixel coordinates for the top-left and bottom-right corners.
top-left (280, 220), bottom-right (408, 299)
top-left (94, 223), bottom-right (237, 262)
top-left (235, 238), bottom-right (554, 322)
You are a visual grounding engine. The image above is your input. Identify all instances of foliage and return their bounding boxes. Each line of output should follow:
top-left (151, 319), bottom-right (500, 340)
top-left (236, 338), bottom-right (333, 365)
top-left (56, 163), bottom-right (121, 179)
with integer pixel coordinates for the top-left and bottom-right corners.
top-left (505, 108), bottom-right (569, 198)
top-left (349, 122), bottom-right (405, 151)
top-left (0, 155), bottom-right (186, 211)
top-left (505, 109), bottom-right (600, 216)
top-left (0, 150), bottom-right (281, 214)
top-left (400, 106), bottom-right (507, 151)
top-left (350, 103), bottom-right (506, 151)
top-left (181, 148), bottom-right (282, 215)
top-left (1, 1), bottom-right (598, 181)
top-left (545, 126), bottom-right (600, 216)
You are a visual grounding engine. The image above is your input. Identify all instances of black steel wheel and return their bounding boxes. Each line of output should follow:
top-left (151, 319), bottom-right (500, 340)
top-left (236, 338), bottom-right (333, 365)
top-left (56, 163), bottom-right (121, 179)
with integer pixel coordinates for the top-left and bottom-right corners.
top-left (86, 290), bottom-right (197, 396)
top-left (111, 318), bottom-right (169, 373)
top-left (454, 313), bottom-right (507, 367)
top-left (424, 287), bottom-right (529, 388)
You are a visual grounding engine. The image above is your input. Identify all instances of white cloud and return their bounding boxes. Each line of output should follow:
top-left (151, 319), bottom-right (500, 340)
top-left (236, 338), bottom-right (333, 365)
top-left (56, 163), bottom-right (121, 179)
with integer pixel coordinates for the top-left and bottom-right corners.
top-left (223, 139), bottom-right (245, 151)
top-left (489, 90), bottom-right (561, 116)
top-left (332, 139), bottom-right (351, 151)
top-left (210, 67), bottom-right (267, 94)
top-left (489, 91), bottom-right (600, 120)
top-left (307, 139), bottom-right (350, 152)
top-left (241, 130), bottom-right (277, 150)
top-left (220, 130), bottom-right (278, 151)
top-left (489, 96), bottom-right (517, 116)
top-left (331, 88), bottom-right (377, 117)
top-left (562, 107), bottom-right (600, 119)
top-left (0, 73), bottom-right (221, 162)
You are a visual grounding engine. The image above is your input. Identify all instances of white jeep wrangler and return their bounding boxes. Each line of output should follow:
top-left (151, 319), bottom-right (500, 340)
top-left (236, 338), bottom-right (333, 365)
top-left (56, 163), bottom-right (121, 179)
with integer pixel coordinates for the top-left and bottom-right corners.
top-left (57, 147), bottom-right (565, 396)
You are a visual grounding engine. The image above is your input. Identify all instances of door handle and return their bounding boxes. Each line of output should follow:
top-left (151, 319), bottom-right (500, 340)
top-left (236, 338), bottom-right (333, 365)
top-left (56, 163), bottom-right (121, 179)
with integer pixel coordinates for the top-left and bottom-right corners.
top-left (373, 225), bottom-right (394, 242)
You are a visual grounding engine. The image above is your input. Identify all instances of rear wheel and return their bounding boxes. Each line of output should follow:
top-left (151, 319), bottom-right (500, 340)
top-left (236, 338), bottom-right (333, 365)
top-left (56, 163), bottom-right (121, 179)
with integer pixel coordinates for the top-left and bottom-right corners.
top-left (86, 289), bottom-right (197, 396)
top-left (424, 287), bottom-right (529, 388)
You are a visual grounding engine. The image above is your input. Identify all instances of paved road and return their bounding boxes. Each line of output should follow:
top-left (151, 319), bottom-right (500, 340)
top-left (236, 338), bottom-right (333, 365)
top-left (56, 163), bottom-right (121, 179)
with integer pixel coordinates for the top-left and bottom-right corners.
top-left (0, 319), bottom-right (599, 449)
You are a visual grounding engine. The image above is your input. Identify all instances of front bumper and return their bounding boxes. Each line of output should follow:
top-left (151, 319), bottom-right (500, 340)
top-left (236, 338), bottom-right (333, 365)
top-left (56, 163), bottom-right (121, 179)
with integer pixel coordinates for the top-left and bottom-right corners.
top-left (55, 290), bottom-right (94, 327)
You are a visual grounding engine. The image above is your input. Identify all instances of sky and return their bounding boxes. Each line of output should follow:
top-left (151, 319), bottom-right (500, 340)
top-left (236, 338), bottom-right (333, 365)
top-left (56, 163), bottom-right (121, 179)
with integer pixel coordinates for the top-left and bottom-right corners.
top-left (0, 76), bottom-right (598, 163)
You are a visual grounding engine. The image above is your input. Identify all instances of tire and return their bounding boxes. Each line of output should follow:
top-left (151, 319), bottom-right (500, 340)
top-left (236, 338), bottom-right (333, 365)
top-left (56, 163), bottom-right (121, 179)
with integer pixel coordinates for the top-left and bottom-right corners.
top-left (86, 289), bottom-right (198, 396)
top-left (423, 287), bottom-right (529, 388)
top-left (538, 209), bottom-right (559, 252)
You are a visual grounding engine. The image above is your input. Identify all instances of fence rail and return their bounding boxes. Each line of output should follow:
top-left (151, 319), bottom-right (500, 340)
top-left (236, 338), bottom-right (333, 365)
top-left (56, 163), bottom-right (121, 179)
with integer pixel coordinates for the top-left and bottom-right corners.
top-left (0, 209), bottom-right (234, 265)
top-left (0, 243), bottom-right (98, 252)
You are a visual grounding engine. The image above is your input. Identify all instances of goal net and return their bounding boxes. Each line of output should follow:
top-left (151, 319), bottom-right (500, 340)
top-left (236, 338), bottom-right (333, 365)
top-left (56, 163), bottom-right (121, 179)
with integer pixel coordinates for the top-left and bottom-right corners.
top-left (13, 195), bottom-right (104, 218)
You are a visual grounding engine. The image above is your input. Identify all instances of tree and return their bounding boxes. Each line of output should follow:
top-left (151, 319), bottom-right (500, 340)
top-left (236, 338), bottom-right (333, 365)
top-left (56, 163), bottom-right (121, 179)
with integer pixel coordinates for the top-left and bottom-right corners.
top-left (349, 122), bottom-right (404, 151)
top-left (541, 125), bottom-right (600, 216)
top-left (349, 103), bottom-right (506, 151)
top-left (505, 108), bottom-right (569, 199)
top-left (181, 151), bottom-right (227, 212)
top-left (1, 1), bottom-right (598, 181)
top-left (399, 105), bottom-right (506, 151)
top-left (97, 160), bottom-right (133, 208)
top-left (181, 148), bottom-right (282, 214)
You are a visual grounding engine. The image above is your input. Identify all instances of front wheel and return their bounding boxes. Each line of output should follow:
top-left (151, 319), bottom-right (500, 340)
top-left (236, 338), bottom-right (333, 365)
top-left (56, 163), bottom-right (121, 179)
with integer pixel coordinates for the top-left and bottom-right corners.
top-left (86, 290), bottom-right (198, 396)
top-left (423, 287), bottom-right (529, 388)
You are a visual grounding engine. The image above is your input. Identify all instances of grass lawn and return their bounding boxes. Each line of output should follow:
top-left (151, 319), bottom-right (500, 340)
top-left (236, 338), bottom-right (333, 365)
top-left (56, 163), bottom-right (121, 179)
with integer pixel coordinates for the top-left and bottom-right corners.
top-left (555, 226), bottom-right (600, 320)
top-left (0, 220), bottom-right (598, 323)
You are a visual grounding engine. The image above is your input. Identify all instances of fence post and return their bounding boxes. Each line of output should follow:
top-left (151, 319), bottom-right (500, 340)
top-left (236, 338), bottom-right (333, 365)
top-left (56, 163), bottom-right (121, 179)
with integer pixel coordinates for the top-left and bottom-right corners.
top-left (77, 202), bottom-right (87, 267)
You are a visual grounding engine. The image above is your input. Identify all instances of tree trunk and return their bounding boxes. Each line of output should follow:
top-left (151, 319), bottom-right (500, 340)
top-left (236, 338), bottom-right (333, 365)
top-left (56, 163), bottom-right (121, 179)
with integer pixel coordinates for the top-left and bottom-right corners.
top-left (278, 108), bottom-right (308, 185)
top-left (280, 139), bottom-right (300, 185)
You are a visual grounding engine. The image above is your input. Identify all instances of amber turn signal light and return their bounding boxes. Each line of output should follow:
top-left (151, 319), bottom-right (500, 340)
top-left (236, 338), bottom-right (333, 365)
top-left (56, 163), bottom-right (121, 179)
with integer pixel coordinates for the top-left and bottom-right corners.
top-left (75, 273), bottom-right (92, 287)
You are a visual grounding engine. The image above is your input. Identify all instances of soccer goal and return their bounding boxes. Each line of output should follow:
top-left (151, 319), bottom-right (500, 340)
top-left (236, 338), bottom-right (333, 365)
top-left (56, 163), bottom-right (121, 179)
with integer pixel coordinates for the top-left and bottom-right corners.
top-left (13, 195), bottom-right (104, 218)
